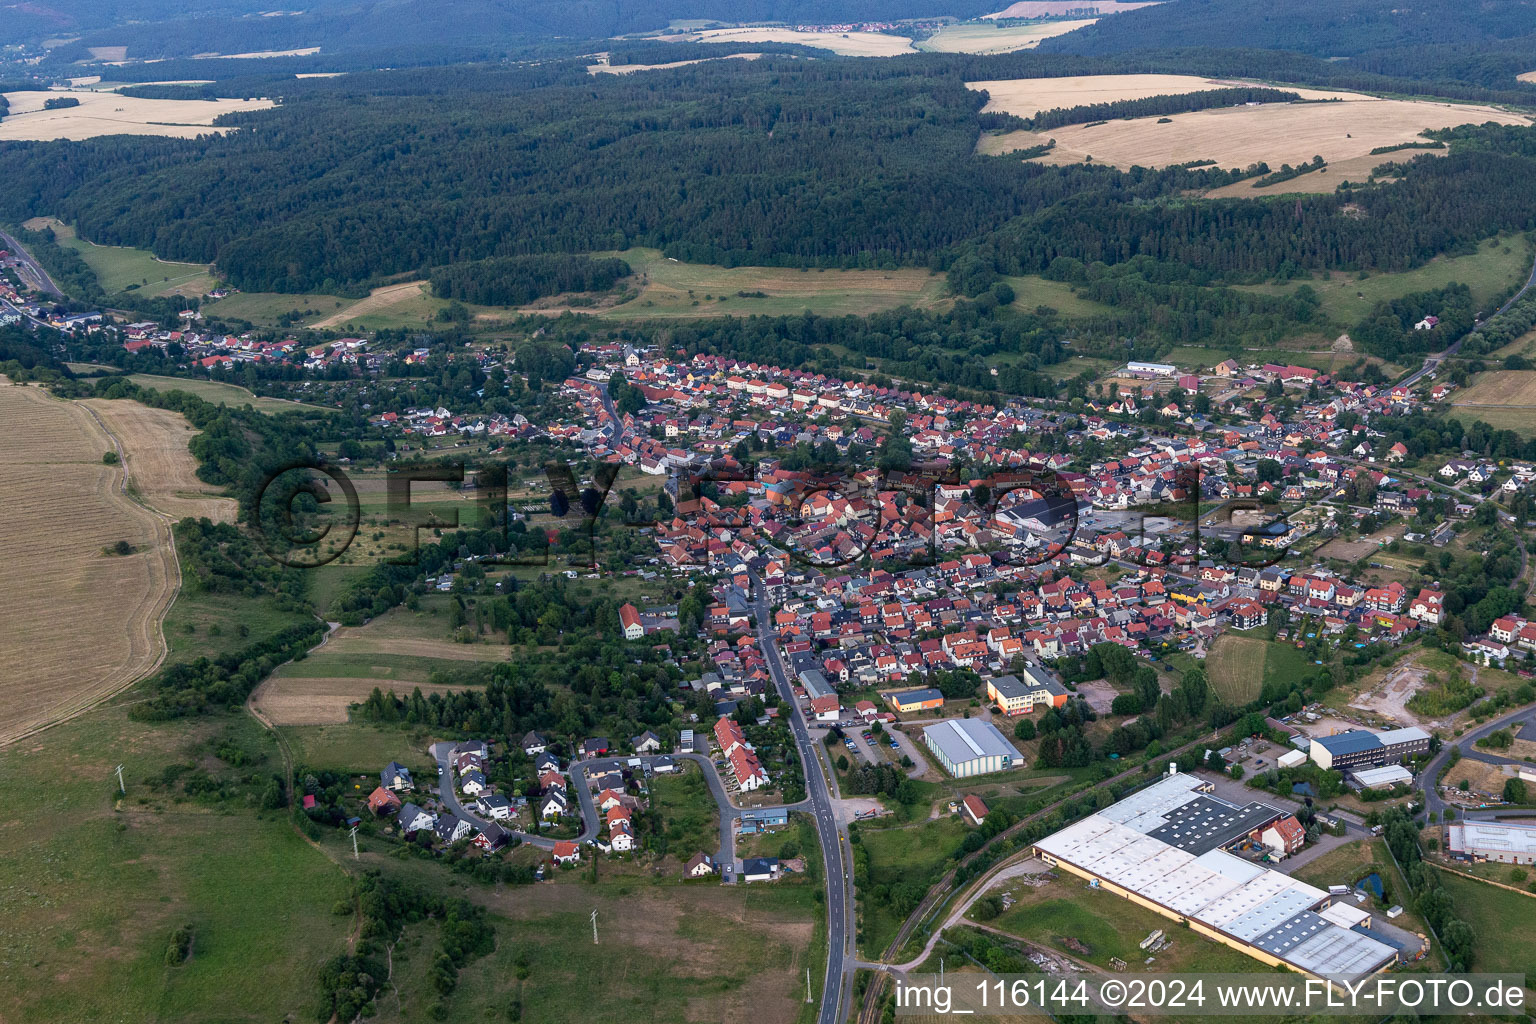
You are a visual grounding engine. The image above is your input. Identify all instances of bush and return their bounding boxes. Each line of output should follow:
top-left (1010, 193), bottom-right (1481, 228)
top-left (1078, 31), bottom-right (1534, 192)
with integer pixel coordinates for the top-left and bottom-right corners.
top-left (103, 450), bottom-right (119, 464)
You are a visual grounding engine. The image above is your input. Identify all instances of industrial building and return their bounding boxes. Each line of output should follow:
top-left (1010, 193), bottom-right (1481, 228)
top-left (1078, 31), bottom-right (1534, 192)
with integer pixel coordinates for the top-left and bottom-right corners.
top-left (922, 718), bottom-right (1021, 778)
top-left (987, 665), bottom-right (1070, 716)
top-left (1447, 821), bottom-right (1536, 865)
top-left (1309, 726), bottom-right (1431, 771)
top-left (1032, 772), bottom-right (1399, 977)
top-left (1347, 764), bottom-right (1414, 791)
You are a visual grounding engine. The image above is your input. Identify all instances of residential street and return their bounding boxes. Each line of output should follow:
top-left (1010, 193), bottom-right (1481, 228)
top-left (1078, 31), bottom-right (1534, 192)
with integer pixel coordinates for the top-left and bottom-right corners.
top-left (430, 742), bottom-right (805, 878)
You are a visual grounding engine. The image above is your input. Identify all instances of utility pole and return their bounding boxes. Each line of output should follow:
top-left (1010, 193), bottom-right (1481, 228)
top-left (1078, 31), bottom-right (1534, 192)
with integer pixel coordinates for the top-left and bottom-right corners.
top-left (806, 967), bottom-right (812, 1003)
top-left (590, 909), bottom-right (599, 945)
top-left (349, 825), bottom-right (359, 859)
top-left (114, 764), bottom-right (125, 795)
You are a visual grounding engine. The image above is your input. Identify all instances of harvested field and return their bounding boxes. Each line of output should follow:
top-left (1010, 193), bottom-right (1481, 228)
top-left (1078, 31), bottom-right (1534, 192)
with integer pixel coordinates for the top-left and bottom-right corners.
top-left (588, 52), bottom-right (762, 74)
top-left (970, 74), bottom-right (1356, 119)
top-left (674, 27), bottom-right (916, 56)
top-left (970, 76), bottom-right (1527, 173)
top-left (0, 383), bottom-right (175, 745)
top-left (322, 632), bottom-right (513, 662)
top-left (986, 1), bottom-right (1161, 16)
top-left (1452, 370), bottom-right (1536, 406)
top-left (1451, 371), bottom-right (1536, 436)
top-left (196, 47), bottom-right (321, 59)
top-left (0, 89), bottom-right (273, 141)
top-left (307, 279), bottom-right (436, 329)
top-left (918, 19), bottom-right (1098, 53)
top-left (79, 398), bottom-right (236, 522)
top-left (250, 675), bottom-right (466, 725)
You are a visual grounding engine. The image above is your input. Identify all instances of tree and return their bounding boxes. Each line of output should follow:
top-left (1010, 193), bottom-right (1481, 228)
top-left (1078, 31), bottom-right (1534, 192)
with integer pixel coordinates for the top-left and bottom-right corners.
top-left (1013, 718), bottom-right (1037, 741)
top-left (1504, 777), bottom-right (1528, 804)
top-left (1229, 763), bottom-right (1245, 780)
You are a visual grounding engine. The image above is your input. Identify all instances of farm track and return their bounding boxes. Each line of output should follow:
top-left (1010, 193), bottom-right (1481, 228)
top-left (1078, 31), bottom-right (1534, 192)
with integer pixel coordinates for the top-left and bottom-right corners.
top-left (0, 391), bottom-right (181, 747)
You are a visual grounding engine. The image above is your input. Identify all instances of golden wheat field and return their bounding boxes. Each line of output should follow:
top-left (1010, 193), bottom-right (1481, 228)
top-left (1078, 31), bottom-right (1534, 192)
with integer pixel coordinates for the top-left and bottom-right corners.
top-left (80, 399), bottom-right (237, 523)
top-left (0, 384), bottom-right (176, 745)
top-left (0, 89), bottom-right (273, 141)
top-left (970, 75), bottom-right (1529, 173)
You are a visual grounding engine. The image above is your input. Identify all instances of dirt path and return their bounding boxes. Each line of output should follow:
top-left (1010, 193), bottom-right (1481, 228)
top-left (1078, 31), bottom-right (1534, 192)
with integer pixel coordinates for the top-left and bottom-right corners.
top-left (308, 280), bottom-right (426, 329)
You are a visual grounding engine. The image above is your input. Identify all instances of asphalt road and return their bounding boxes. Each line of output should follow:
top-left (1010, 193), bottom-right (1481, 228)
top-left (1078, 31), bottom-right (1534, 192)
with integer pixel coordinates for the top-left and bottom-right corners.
top-left (1418, 705), bottom-right (1536, 818)
top-left (754, 575), bottom-right (853, 1024)
top-left (0, 230), bottom-right (62, 298)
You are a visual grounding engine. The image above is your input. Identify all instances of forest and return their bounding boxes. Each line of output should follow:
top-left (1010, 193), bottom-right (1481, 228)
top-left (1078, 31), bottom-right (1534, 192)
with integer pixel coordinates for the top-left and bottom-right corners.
top-left (429, 254), bottom-right (631, 306)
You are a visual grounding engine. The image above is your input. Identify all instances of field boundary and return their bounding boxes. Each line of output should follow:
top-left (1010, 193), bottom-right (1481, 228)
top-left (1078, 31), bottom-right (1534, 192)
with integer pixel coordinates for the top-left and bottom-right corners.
top-left (1432, 861), bottom-right (1536, 900)
top-left (0, 392), bottom-right (182, 748)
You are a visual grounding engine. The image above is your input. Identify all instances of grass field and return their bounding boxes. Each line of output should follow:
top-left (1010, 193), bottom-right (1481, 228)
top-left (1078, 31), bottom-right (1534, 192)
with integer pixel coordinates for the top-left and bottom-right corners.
top-left (985, 872), bottom-right (1272, 973)
top-left (971, 76), bottom-right (1527, 173)
top-left (1438, 872), bottom-right (1536, 975)
top-left (1289, 839), bottom-right (1435, 945)
top-left (81, 398), bottom-right (237, 522)
top-left (440, 875), bottom-right (824, 1024)
top-left (0, 708), bottom-right (352, 1024)
top-left (0, 88), bottom-right (273, 141)
top-left (1205, 634), bottom-right (1313, 706)
top-left (1001, 273), bottom-right (1114, 316)
top-left (856, 816), bottom-right (968, 955)
top-left (126, 373), bottom-right (334, 414)
top-left (1450, 369), bottom-right (1536, 437)
top-left (1236, 235), bottom-right (1532, 325)
top-left (651, 764), bottom-right (721, 860)
top-left (280, 720), bottom-right (436, 776)
top-left (214, 248), bottom-right (956, 327)
top-left (22, 217), bottom-right (215, 297)
top-left (250, 603), bottom-right (507, 725)
top-left (0, 383), bottom-right (176, 745)
top-left (917, 19), bottom-right (1098, 54)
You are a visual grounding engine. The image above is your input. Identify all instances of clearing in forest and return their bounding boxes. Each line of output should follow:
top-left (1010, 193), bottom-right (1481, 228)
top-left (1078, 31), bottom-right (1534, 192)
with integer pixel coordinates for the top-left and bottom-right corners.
top-left (917, 20), bottom-right (1098, 54)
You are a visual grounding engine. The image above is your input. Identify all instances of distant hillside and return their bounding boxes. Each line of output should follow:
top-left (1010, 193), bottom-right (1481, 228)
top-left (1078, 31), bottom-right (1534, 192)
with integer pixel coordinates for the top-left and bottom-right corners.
top-left (9, 0), bottom-right (1002, 55)
top-left (1039, 0), bottom-right (1536, 58)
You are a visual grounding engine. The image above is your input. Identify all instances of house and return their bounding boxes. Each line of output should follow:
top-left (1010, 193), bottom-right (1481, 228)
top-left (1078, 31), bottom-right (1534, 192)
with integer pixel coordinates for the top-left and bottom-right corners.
top-left (522, 731), bottom-right (548, 755)
top-left (433, 814), bottom-right (474, 845)
top-left (552, 840), bottom-right (581, 865)
top-left (741, 857), bottom-right (781, 882)
top-left (1260, 815), bottom-right (1306, 857)
top-left (396, 803), bottom-right (434, 835)
top-left (581, 737), bottom-right (611, 759)
top-left (961, 794), bottom-right (990, 827)
top-left (381, 761), bottom-right (414, 792)
top-left (539, 789), bottom-right (569, 818)
top-left (685, 851), bottom-right (717, 877)
top-left (651, 755), bottom-right (681, 774)
top-left (366, 786), bottom-right (402, 816)
top-left (459, 769), bottom-right (487, 796)
top-left (809, 694), bottom-right (841, 721)
top-left (620, 602), bottom-right (645, 640)
top-left (1409, 589), bottom-right (1444, 625)
top-left (475, 793), bottom-right (514, 820)
top-left (453, 740), bottom-right (489, 760)
top-left (632, 730), bottom-right (662, 754)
